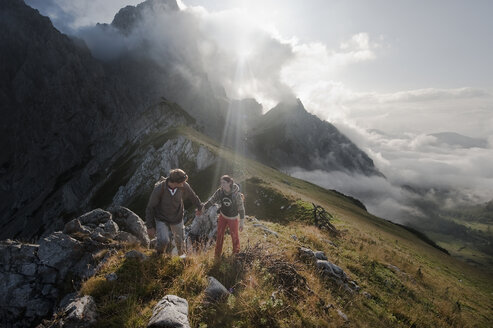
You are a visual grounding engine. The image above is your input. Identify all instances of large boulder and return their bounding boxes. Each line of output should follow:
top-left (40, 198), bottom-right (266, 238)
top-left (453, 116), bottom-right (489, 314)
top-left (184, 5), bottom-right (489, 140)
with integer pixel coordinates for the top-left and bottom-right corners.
top-left (109, 206), bottom-right (150, 247)
top-left (148, 295), bottom-right (190, 328)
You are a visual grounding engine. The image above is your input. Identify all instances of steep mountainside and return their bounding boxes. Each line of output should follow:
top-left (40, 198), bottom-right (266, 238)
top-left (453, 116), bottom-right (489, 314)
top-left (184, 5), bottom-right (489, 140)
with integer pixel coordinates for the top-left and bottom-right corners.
top-left (247, 99), bottom-right (382, 176)
top-left (3, 126), bottom-right (491, 327)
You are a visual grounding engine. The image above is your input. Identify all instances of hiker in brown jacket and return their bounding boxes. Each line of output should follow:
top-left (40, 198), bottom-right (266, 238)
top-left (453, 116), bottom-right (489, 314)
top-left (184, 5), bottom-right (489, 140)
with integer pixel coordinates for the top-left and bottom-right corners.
top-left (145, 169), bottom-right (203, 255)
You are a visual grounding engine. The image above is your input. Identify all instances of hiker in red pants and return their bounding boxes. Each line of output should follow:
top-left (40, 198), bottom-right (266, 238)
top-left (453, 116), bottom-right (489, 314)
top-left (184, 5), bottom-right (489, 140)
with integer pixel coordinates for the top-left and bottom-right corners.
top-left (203, 175), bottom-right (245, 258)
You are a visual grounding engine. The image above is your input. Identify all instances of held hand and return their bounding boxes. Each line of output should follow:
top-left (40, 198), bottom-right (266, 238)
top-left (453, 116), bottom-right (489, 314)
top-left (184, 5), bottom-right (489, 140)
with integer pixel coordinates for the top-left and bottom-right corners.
top-left (147, 227), bottom-right (156, 239)
top-left (196, 205), bottom-right (205, 216)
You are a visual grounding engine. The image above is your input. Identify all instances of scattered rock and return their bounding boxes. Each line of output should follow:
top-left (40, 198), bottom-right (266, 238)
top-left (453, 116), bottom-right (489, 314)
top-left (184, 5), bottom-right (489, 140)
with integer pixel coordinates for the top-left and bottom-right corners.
top-left (299, 246), bottom-right (360, 294)
top-left (337, 309), bottom-right (348, 321)
top-left (204, 276), bottom-right (230, 302)
top-left (63, 219), bottom-right (90, 235)
top-left (253, 224), bottom-right (278, 237)
top-left (77, 209), bottom-right (112, 225)
top-left (105, 273), bottom-right (118, 281)
top-left (61, 295), bottom-right (97, 327)
top-left (298, 247), bottom-right (316, 260)
top-left (316, 260), bottom-right (348, 282)
top-left (110, 206), bottom-right (150, 247)
top-left (90, 231), bottom-right (109, 243)
top-left (314, 251), bottom-right (328, 261)
top-left (125, 250), bottom-right (148, 261)
top-left (101, 219), bottom-right (119, 238)
top-left (118, 295), bottom-right (128, 302)
top-left (387, 264), bottom-right (401, 273)
top-left (148, 295), bottom-right (190, 328)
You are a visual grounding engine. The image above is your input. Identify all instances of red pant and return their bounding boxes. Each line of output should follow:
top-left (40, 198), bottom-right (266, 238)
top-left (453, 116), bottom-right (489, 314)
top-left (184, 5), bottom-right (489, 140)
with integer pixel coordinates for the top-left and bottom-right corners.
top-left (215, 214), bottom-right (240, 257)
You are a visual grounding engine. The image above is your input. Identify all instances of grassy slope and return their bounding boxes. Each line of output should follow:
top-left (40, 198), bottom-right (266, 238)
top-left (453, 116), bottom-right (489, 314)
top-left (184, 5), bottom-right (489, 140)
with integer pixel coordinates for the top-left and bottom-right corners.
top-left (80, 126), bottom-right (493, 327)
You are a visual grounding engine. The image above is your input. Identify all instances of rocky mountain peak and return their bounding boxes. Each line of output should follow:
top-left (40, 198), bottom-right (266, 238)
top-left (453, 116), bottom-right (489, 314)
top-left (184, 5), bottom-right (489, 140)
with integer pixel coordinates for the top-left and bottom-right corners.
top-left (111, 0), bottom-right (180, 34)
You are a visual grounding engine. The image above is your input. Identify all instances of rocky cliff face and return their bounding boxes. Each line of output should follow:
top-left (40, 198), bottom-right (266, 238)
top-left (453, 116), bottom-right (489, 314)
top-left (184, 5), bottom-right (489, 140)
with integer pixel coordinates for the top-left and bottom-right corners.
top-left (0, 0), bottom-right (218, 240)
top-left (247, 99), bottom-right (382, 176)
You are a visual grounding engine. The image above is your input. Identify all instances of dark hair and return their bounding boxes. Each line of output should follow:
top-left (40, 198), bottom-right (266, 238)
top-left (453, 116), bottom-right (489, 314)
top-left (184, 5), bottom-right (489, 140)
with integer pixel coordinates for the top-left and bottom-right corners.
top-left (168, 169), bottom-right (188, 183)
top-left (220, 175), bottom-right (234, 187)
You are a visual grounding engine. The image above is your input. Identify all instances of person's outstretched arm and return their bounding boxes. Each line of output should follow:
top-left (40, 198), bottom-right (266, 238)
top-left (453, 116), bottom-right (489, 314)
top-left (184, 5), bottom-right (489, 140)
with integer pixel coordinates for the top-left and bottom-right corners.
top-left (183, 182), bottom-right (203, 214)
top-left (203, 188), bottom-right (221, 211)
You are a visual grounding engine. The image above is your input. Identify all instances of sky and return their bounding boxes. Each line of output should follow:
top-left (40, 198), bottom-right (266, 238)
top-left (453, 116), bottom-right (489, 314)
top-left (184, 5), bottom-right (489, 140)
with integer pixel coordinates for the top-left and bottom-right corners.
top-left (25, 0), bottom-right (493, 222)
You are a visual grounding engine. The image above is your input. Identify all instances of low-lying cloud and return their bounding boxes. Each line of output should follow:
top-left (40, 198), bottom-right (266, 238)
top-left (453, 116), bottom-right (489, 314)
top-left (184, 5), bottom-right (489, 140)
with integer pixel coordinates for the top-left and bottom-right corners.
top-left (291, 129), bottom-right (493, 223)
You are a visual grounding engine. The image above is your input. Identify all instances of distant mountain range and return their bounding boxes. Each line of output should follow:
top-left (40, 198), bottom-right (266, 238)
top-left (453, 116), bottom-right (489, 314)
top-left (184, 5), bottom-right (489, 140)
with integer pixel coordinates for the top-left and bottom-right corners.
top-left (429, 132), bottom-right (488, 148)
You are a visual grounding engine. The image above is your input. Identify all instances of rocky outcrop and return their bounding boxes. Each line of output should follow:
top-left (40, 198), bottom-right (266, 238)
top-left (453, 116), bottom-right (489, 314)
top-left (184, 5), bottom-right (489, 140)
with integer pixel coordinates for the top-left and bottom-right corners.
top-left (148, 295), bottom-right (190, 328)
top-left (298, 247), bottom-right (360, 294)
top-left (110, 206), bottom-right (150, 247)
top-left (0, 207), bottom-right (148, 327)
top-left (109, 136), bottom-right (216, 213)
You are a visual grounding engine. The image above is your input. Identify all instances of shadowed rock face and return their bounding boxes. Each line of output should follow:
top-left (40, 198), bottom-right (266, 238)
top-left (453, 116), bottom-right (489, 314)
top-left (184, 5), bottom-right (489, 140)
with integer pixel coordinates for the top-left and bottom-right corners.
top-left (0, 0), bottom-right (210, 240)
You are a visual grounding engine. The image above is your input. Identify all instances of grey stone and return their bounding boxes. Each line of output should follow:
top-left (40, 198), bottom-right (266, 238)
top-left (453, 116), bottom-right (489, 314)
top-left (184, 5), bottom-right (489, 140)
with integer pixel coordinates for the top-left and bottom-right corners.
top-left (77, 209), bottom-right (112, 225)
top-left (314, 251), bottom-right (328, 261)
top-left (63, 219), bottom-right (90, 235)
top-left (110, 206), bottom-right (150, 247)
top-left (38, 232), bottom-right (84, 280)
top-left (106, 272), bottom-right (118, 281)
top-left (337, 309), bottom-right (348, 321)
top-left (148, 295), bottom-right (190, 328)
top-left (298, 247), bottom-right (315, 260)
top-left (101, 219), bottom-right (119, 238)
top-left (21, 263), bottom-right (37, 276)
top-left (204, 276), bottom-right (230, 302)
top-left (316, 260), bottom-right (348, 281)
top-left (58, 292), bottom-right (78, 311)
top-left (90, 231), bottom-right (109, 243)
top-left (253, 224), bottom-right (278, 237)
top-left (125, 250), bottom-right (148, 261)
top-left (62, 295), bottom-right (98, 327)
top-left (115, 231), bottom-right (140, 245)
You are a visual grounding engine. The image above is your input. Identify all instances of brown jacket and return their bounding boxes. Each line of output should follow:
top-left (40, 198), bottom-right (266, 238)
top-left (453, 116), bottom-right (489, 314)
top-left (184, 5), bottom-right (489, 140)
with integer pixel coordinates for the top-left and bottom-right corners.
top-left (145, 178), bottom-right (201, 228)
